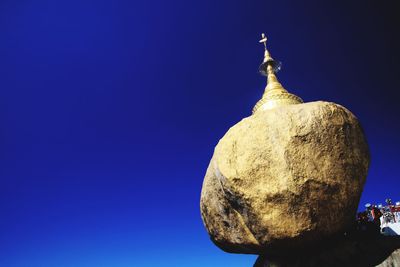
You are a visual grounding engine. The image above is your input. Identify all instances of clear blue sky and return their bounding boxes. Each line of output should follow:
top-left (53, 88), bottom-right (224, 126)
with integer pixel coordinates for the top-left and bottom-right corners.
top-left (0, 0), bottom-right (399, 266)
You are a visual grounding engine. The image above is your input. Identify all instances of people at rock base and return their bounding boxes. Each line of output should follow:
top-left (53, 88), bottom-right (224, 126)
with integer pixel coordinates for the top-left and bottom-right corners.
top-left (357, 200), bottom-right (400, 228)
top-left (381, 198), bottom-right (400, 225)
top-left (354, 200), bottom-right (400, 236)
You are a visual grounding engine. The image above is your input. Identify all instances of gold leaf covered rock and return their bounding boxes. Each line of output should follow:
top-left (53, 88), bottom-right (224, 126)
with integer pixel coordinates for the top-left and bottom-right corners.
top-left (200, 35), bottom-right (370, 254)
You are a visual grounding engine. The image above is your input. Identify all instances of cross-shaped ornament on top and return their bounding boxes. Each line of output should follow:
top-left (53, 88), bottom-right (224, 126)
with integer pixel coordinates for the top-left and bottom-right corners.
top-left (259, 33), bottom-right (267, 51)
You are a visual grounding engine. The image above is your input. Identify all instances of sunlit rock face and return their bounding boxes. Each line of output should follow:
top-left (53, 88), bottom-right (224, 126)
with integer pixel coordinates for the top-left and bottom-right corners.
top-left (200, 101), bottom-right (370, 254)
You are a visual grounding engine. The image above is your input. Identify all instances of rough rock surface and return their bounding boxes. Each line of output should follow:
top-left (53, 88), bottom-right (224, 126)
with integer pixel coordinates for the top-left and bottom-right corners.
top-left (377, 248), bottom-right (400, 267)
top-left (200, 101), bottom-right (370, 254)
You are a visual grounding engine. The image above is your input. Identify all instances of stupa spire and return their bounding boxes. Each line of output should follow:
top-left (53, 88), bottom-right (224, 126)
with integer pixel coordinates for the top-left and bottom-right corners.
top-left (252, 34), bottom-right (303, 114)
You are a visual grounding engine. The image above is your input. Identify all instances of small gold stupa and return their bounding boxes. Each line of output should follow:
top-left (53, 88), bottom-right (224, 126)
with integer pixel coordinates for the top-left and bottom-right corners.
top-left (253, 33), bottom-right (303, 113)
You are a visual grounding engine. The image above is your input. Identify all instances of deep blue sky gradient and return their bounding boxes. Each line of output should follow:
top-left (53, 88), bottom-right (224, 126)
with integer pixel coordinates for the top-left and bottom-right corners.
top-left (1, 0), bottom-right (400, 266)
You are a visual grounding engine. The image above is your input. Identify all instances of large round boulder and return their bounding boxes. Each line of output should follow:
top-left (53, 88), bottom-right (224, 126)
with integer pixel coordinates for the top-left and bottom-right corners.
top-left (200, 101), bottom-right (370, 254)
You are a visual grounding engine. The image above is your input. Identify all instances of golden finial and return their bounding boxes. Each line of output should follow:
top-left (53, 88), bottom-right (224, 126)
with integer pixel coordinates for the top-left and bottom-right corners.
top-left (252, 34), bottom-right (303, 114)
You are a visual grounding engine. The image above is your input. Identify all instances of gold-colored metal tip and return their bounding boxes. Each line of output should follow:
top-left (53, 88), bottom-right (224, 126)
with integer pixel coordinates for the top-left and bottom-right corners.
top-left (252, 34), bottom-right (303, 114)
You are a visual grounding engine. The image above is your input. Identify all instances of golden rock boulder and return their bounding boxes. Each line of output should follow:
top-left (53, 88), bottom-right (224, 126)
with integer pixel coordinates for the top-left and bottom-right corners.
top-left (200, 35), bottom-right (370, 254)
top-left (200, 101), bottom-right (369, 254)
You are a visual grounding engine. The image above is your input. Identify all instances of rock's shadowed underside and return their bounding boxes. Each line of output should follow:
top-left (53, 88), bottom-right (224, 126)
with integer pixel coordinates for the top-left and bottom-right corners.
top-left (253, 234), bottom-right (400, 267)
top-left (200, 101), bottom-right (370, 254)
